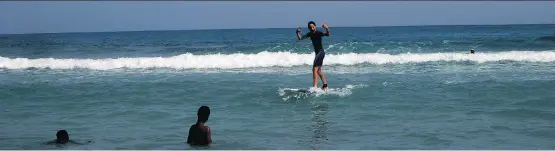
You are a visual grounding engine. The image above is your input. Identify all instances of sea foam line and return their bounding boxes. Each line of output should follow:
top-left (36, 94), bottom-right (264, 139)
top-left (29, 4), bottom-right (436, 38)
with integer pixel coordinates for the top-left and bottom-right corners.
top-left (1, 51), bottom-right (554, 70)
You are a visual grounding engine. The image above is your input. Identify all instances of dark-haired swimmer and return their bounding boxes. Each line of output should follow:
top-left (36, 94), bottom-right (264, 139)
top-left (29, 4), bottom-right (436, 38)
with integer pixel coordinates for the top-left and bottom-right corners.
top-left (187, 106), bottom-right (212, 146)
top-left (45, 130), bottom-right (91, 145)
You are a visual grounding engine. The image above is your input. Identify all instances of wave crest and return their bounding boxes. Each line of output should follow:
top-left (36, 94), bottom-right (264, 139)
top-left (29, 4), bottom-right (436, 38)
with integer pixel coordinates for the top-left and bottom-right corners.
top-left (1, 51), bottom-right (554, 70)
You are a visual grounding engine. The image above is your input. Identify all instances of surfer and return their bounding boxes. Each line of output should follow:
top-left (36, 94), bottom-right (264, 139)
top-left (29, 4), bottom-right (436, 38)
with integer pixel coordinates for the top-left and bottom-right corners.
top-left (187, 106), bottom-right (212, 146)
top-left (470, 49), bottom-right (475, 54)
top-left (296, 21), bottom-right (330, 90)
top-left (45, 130), bottom-right (91, 145)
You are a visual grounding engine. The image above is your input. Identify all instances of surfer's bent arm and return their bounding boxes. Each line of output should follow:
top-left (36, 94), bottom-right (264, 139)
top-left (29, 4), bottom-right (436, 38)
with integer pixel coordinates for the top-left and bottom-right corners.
top-left (297, 31), bottom-right (308, 40)
top-left (323, 27), bottom-right (330, 36)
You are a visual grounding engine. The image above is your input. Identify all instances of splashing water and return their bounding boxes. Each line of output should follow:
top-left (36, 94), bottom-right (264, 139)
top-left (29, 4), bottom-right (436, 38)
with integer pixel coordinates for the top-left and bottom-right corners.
top-left (278, 84), bottom-right (368, 101)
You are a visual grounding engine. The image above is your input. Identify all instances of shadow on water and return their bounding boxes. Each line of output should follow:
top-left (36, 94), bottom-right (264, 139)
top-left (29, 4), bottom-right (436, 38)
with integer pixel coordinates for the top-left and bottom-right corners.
top-left (275, 84), bottom-right (368, 149)
top-left (277, 93), bottom-right (333, 149)
top-left (309, 101), bottom-right (330, 150)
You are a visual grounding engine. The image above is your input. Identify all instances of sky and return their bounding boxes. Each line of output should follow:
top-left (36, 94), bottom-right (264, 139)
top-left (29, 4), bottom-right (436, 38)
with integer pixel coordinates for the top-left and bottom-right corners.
top-left (1, 1), bottom-right (554, 34)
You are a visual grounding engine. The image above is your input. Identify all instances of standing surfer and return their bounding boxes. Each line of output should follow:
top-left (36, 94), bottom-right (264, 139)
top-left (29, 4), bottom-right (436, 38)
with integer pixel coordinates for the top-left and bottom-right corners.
top-left (296, 21), bottom-right (330, 90)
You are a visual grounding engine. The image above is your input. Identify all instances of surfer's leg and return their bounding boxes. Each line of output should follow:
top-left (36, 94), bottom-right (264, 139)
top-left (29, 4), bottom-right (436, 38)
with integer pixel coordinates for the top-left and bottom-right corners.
top-left (313, 50), bottom-right (326, 88)
top-left (318, 67), bottom-right (327, 89)
top-left (315, 50), bottom-right (327, 89)
top-left (313, 66), bottom-right (319, 88)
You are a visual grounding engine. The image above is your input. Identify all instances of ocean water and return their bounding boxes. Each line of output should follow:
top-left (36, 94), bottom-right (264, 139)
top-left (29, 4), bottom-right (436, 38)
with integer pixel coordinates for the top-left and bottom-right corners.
top-left (1, 24), bottom-right (555, 149)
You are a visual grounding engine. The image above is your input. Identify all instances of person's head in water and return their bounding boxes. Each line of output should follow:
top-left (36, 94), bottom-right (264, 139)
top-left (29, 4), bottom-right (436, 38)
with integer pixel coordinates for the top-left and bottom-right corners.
top-left (197, 106), bottom-right (210, 124)
top-left (308, 21), bottom-right (317, 32)
top-left (470, 49), bottom-right (475, 54)
top-left (55, 130), bottom-right (69, 144)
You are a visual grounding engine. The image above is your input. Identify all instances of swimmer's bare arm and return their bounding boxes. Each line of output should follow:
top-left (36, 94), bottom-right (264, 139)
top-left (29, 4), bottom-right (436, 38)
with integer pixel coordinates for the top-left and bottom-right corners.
top-left (296, 27), bottom-right (308, 40)
top-left (69, 140), bottom-right (92, 145)
top-left (186, 127), bottom-right (193, 144)
top-left (206, 126), bottom-right (212, 144)
top-left (44, 140), bottom-right (55, 145)
top-left (322, 23), bottom-right (330, 36)
top-left (44, 140), bottom-right (92, 145)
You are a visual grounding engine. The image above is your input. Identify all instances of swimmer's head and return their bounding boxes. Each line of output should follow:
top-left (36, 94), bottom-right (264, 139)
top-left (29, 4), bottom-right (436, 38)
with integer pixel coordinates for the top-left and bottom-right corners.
top-left (56, 130), bottom-right (69, 143)
top-left (470, 49), bottom-right (475, 54)
top-left (197, 106), bottom-right (210, 123)
top-left (308, 21), bottom-right (316, 32)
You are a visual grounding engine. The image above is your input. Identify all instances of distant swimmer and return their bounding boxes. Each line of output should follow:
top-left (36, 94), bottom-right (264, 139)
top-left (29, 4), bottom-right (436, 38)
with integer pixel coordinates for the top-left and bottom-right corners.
top-left (470, 49), bottom-right (475, 54)
top-left (187, 106), bottom-right (212, 146)
top-left (296, 21), bottom-right (330, 90)
top-left (45, 130), bottom-right (91, 145)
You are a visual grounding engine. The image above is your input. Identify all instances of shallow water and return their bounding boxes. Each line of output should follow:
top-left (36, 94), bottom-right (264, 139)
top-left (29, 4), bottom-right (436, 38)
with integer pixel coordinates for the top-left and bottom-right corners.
top-left (1, 24), bottom-right (554, 149)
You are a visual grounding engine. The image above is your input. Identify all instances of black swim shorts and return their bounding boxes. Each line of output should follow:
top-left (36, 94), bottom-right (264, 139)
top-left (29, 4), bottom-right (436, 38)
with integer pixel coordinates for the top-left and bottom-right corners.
top-left (313, 50), bottom-right (325, 67)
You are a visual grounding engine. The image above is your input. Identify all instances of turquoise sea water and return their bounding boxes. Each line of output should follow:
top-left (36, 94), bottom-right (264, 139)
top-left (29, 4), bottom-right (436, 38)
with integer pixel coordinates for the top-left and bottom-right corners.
top-left (1, 24), bottom-right (555, 149)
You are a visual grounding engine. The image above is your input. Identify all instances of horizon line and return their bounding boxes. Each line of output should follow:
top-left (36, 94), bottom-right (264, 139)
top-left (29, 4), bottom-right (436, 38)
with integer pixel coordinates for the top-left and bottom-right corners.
top-left (2, 23), bottom-right (554, 36)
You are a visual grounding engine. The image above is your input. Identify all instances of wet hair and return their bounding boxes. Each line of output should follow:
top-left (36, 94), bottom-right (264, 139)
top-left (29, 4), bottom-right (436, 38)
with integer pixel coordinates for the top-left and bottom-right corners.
top-left (56, 130), bottom-right (69, 143)
top-left (308, 21), bottom-right (316, 28)
top-left (197, 106), bottom-right (210, 123)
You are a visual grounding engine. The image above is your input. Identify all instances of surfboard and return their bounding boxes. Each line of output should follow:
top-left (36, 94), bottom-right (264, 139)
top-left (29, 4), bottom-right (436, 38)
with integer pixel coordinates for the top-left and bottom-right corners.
top-left (282, 88), bottom-right (332, 94)
top-left (283, 88), bottom-right (312, 93)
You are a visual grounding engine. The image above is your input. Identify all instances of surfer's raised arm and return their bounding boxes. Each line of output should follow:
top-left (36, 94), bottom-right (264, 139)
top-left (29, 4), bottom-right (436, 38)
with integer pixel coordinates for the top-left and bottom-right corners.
top-left (296, 27), bottom-right (308, 40)
top-left (322, 23), bottom-right (330, 36)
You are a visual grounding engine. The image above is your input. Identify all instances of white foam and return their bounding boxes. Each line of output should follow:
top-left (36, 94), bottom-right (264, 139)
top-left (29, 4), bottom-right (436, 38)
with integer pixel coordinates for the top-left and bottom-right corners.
top-left (1, 51), bottom-right (555, 70)
top-left (278, 84), bottom-right (368, 101)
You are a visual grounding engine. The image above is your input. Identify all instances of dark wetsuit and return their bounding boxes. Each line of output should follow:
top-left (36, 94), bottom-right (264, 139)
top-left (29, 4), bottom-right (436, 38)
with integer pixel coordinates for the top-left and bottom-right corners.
top-left (187, 123), bottom-right (209, 146)
top-left (305, 30), bottom-right (330, 67)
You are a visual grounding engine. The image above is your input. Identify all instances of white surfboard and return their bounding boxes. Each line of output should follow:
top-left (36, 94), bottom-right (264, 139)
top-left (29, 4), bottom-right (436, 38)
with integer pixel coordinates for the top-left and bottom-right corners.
top-left (282, 87), bottom-right (334, 94)
top-left (283, 88), bottom-right (312, 93)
